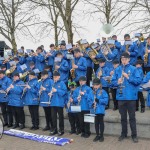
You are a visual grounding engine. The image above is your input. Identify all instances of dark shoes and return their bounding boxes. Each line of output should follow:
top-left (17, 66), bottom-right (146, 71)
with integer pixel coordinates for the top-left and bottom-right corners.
top-left (12, 124), bottom-right (19, 129)
top-left (141, 108), bottom-right (145, 113)
top-left (118, 135), bottom-right (127, 141)
top-left (81, 133), bottom-right (90, 138)
top-left (3, 123), bottom-right (8, 127)
top-left (7, 124), bottom-right (13, 128)
top-left (30, 126), bottom-right (39, 130)
top-left (43, 126), bottom-right (50, 131)
top-left (76, 130), bottom-right (81, 135)
top-left (50, 130), bottom-right (58, 136)
top-left (19, 124), bottom-right (25, 130)
top-left (93, 136), bottom-right (100, 142)
top-left (99, 136), bottom-right (104, 142)
top-left (58, 130), bottom-right (64, 136)
top-left (69, 130), bottom-right (76, 134)
top-left (132, 136), bottom-right (138, 143)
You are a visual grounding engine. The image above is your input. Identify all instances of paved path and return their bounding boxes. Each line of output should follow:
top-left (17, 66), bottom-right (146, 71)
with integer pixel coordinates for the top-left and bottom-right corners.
top-left (0, 127), bottom-right (150, 150)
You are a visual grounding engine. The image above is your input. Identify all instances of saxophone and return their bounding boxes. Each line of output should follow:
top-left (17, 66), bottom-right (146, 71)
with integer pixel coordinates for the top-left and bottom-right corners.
top-left (70, 58), bottom-right (75, 79)
top-left (144, 42), bottom-right (148, 64)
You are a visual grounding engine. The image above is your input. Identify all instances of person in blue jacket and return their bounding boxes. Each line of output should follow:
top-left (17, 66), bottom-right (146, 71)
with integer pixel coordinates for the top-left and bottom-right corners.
top-left (82, 39), bottom-right (93, 86)
top-left (23, 71), bottom-right (40, 130)
top-left (54, 52), bottom-right (69, 85)
top-left (96, 58), bottom-right (110, 109)
top-left (141, 70), bottom-right (150, 107)
top-left (120, 34), bottom-right (138, 65)
top-left (143, 35), bottom-right (150, 74)
top-left (0, 70), bottom-right (13, 127)
top-left (72, 48), bottom-right (87, 85)
top-left (49, 71), bottom-right (67, 136)
top-left (134, 33), bottom-right (146, 61)
top-left (39, 70), bottom-right (54, 131)
top-left (7, 73), bottom-right (25, 129)
top-left (44, 65), bottom-right (52, 79)
top-left (135, 60), bottom-right (145, 113)
top-left (111, 52), bottom-right (141, 143)
top-left (73, 76), bottom-right (93, 138)
top-left (91, 78), bottom-right (108, 142)
top-left (45, 44), bottom-right (56, 71)
top-left (66, 81), bottom-right (81, 135)
top-left (33, 47), bottom-right (45, 72)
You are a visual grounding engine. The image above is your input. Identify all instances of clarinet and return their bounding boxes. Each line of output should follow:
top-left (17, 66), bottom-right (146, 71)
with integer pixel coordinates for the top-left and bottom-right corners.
top-left (5, 81), bottom-right (14, 98)
top-left (119, 66), bottom-right (125, 94)
top-left (38, 79), bottom-right (44, 100)
top-left (78, 85), bottom-right (82, 105)
top-left (48, 82), bottom-right (56, 105)
top-left (67, 90), bottom-right (73, 109)
top-left (93, 88), bottom-right (97, 113)
top-left (21, 81), bottom-right (29, 99)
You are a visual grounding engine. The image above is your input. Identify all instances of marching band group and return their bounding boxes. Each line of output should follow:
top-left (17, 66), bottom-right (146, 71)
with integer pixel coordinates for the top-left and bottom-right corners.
top-left (1, 33), bottom-right (150, 143)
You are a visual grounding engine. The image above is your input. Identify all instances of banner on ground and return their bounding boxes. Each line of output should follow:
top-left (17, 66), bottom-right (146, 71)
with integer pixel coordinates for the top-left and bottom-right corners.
top-left (4, 129), bottom-right (73, 146)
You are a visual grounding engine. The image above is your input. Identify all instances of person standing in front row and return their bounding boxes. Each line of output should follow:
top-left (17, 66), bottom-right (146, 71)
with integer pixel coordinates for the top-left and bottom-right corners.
top-left (111, 52), bottom-right (141, 143)
top-left (74, 76), bottom-right (93, 138)
top-left (91, 78), bottom-right (108, 142)
top-left (49, 71), bottom-right (67, 136)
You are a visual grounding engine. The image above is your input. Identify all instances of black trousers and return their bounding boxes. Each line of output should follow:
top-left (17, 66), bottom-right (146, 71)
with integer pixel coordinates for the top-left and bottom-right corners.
top-left (110, 88), bottom-right (118, 108)
top-left (28, 105), bottom-right (39, 127)
top-left (43, 107), bottom-right (53, 128)
top-left (95, 114), bottom-right (104, 136)
top-left (102, 87), bottom-right (110, 107)
top-left (78, 111), bottom-right (90, 135)
top-left (11, 106), bottom-right (25, 125)
top-left (86, 67), bottom-right (93, 86)
top-left (118, 100), bottom-right (137, 137)
top-left (0, 102), bottom-right (13, 124)
top-left (51, 107), bottom-right (64, 132)
top-left (68, 113), bottom-right (80, 132)
top-left (136, 91), bottom-right (145, 109)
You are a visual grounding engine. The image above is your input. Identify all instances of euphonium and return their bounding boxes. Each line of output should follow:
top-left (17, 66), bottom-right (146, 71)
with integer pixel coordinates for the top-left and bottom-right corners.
top-left (144, 42), bottom-right (148, 64)
top-left (139, 35), bottom-right (145, 42)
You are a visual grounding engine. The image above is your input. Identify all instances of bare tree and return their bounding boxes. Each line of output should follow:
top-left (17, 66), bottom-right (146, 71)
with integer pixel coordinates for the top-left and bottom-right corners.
top-left (0, 0), bottom-right (37, 54)
top-left (84, 0), bottom-right (137, 27)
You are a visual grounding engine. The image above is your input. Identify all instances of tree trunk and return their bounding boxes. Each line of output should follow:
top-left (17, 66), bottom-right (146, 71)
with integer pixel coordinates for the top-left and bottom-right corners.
top-left (54, 21), bottom-right (58, 46)
top-left (11, 34), bottom-right (17, 55)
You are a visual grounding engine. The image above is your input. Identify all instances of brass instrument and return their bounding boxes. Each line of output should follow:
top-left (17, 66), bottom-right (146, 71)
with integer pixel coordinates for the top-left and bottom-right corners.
top-left (144, 42), bottom-right (148, 64)
top-left (20, 71), bottom-right (29, 81)
top-left (18, 53), bottom-right (25, 57)
top-left (87, 42), bottom-right (99, 64)
top-left (70, 58), bottom-right (75, 79)
top-left (76, 39), bottom-right (85, 51)
top-left (139, 35), bottom-right (145, 42)
top-left (5, 66), bottom-right (16, 76)
top-left (125, 44), bottom-right (129, 53)
top-left (101, 43), bottom-right (112, 62)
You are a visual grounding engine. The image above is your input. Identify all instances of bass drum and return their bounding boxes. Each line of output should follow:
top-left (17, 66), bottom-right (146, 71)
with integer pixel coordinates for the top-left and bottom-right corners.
top-left (0, 116), bottom-right (3, 139)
